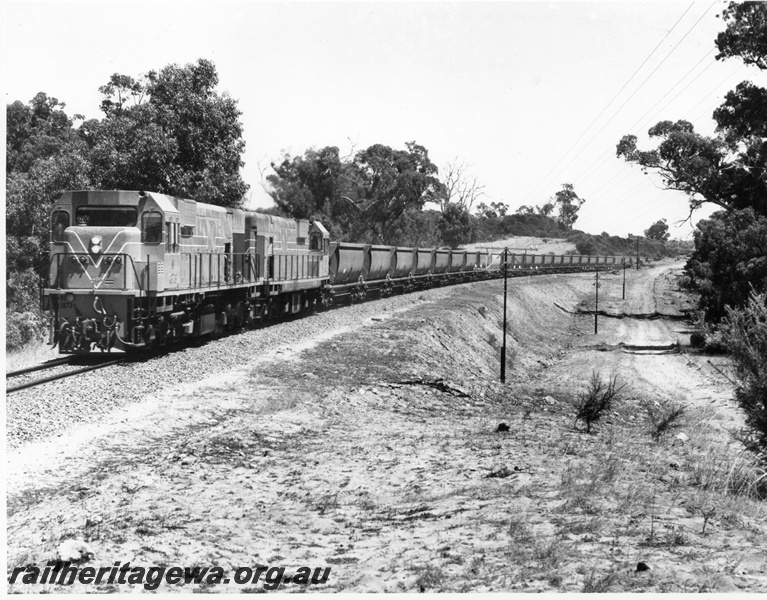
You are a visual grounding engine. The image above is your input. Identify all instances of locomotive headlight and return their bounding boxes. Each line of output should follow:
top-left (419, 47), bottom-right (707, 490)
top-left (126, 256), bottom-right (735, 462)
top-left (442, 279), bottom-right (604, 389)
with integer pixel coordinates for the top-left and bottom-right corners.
top-left (90, 235), bottom-right (102, 254)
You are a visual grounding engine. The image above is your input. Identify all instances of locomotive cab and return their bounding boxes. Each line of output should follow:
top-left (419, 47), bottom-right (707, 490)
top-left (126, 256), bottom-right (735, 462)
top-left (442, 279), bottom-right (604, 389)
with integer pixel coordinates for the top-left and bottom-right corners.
top-left (44, 190), bottom-right (183, 352)
top-left (47, 190), bottom-right (180, 293)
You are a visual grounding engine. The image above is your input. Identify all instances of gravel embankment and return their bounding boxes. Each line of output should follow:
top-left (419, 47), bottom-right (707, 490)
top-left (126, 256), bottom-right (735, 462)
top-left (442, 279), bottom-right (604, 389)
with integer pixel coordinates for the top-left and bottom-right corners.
top-left (6, 285), bottom-right (467, 448)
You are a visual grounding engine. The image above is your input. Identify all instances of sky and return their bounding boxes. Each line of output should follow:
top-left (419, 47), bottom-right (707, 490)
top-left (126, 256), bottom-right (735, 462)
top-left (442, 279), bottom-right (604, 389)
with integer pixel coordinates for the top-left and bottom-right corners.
top-left (4, 0), bottom-right (765, 239)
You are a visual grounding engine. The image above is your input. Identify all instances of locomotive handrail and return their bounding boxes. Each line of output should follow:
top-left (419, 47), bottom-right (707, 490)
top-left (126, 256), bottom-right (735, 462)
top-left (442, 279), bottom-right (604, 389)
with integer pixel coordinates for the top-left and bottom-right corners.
top-left (178, 252), bottom-right (265, 291)
top-left (47, 251), bottom-right (269, 294)
top-left (271, 253), bottom-right (321, 282)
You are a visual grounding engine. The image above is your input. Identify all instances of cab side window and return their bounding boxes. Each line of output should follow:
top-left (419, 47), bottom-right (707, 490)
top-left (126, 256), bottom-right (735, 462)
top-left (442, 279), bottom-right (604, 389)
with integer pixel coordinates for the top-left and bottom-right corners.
top-left (142, 211), bottom-right (163, 244)
top-left (51, 210), bottom-right (69, 242)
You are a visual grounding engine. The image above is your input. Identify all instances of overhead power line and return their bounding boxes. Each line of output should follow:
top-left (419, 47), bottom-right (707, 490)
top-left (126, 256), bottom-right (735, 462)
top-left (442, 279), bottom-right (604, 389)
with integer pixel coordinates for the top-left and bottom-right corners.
top-left (576, 61), bottom-right (747, 231)
top-left (519, 1), bottom-right (698, 206)
top-left (574, 50), bottom-right (719, 192)
top-left (536, 1), bottom-right (719, 197)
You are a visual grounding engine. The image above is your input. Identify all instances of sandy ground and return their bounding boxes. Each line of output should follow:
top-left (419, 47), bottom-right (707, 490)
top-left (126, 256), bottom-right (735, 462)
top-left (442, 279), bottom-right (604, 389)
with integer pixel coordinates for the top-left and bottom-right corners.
top-left (6, 260), bottom-right (766, 593)
top-left (463, 235), bottom-right (577, 255)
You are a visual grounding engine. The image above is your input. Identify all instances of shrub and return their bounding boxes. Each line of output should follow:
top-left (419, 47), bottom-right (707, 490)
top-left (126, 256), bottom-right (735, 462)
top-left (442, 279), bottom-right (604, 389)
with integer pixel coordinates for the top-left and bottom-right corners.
top-left (685, 209), bottom-right (767, 322)
top-left (574, 372), bottom-right (625, 433)
top-left (7, 310), bottom-right (46, 352)
top-left (643, 400), bottom-right (685, 441)
top-left (690, 331), bottom-right (706, 348)
top-left (677, 274), bottom-right (695, 290)
top-left (704, 329), bottom-right (729, 354)
top-left (721, 291), bottom-right (767, 454)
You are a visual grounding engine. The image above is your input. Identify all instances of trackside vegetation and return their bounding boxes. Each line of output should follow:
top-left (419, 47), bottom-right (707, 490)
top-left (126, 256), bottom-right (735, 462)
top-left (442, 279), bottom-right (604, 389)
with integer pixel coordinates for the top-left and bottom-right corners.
top-left (617, 1), bottom-right (767, 455)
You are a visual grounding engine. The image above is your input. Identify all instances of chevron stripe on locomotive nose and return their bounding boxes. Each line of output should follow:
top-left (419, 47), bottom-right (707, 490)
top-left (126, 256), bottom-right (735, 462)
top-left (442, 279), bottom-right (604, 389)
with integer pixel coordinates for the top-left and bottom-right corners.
top-left (65, 231), bottom-right (140, 288)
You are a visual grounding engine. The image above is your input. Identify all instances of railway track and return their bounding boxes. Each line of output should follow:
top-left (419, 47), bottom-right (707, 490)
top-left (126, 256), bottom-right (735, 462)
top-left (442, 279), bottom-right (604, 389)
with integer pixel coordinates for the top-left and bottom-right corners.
top-left (7, 266), bottom-right (627, 395)
top-left (6, 356), bottom-right (127, 395)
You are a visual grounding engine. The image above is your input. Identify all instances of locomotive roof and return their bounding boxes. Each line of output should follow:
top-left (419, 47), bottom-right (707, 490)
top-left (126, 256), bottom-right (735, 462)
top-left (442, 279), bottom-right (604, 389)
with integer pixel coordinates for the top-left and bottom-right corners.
top-left (60, 190), bottom-right (182, 216)
top-left (312, 221), bottom-right (329, 236)
top-left (246, 212), bottom-right (297, 230)
top-left (145, 192), bottom-right (181, 216)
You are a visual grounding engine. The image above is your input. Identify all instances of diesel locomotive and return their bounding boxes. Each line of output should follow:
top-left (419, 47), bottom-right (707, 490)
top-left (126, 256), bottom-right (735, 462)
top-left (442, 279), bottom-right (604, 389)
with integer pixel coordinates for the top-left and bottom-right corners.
top-left (42, 190), bottom-right (632, 354)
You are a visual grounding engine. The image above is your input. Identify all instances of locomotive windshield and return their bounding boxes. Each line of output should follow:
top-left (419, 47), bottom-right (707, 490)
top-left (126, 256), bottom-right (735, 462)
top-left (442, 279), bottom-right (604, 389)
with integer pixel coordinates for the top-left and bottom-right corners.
top-left (51, 210), bottom-right (69, 242)
top-left (74, 206), bottom-right (137, 227)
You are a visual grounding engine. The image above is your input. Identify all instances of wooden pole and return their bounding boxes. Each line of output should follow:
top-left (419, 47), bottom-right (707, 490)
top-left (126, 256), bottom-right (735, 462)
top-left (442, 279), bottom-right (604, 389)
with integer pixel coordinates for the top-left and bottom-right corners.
top-left (501, 248), bottom-right (508, 383)
top-left (595, 268), bottom-right (599, 335)
top-left (622, 258), bottom-right (626, 300)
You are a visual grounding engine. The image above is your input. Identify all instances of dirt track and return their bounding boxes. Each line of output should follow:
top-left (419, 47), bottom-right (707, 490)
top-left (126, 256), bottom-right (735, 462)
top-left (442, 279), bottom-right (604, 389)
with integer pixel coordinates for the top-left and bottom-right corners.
top-left (6, 261), bottom-right (766, 593)
top-left (564, 263), bottom-right (741, 428)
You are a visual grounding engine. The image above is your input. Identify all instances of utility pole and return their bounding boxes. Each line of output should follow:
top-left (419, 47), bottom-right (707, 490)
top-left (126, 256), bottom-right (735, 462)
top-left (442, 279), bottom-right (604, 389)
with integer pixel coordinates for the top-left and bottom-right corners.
top-left (594, 268), bottom-right (599, 335)
top-left (622, 258), bottom-right (627, 299)
top-left (501, 248), bottom-right (509, 383)
top-left (636, 237), bottom-right (640, 271)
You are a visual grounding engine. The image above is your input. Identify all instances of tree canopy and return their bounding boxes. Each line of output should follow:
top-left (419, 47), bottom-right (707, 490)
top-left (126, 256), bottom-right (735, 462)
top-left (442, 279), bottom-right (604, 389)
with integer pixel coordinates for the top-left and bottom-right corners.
top-left (552, 183), bottom-right (585, 229)
top-left (6, 93), bottom-right (92, 276)
top-left (644, 219), bottom-right (670, 243)
top-left (616, 1), bottom-right (767, 321)
top-left (617, 2), bottom-right (767, 219)
top-left (715, 1), bottom-right (767, 68)
top-left (5, 59), bottom-right (249, 349)
top-left (266, 142), bottom-right (447, 245)
top-left (84, 59), bottom-right (248, 207)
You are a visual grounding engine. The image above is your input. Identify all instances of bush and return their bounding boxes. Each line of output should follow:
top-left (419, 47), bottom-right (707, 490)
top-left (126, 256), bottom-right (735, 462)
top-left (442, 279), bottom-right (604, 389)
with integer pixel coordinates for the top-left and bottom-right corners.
top-left (7, 310), bottom-right (46, 352)
top-left (643, 400), bottom-right (685, 441)
top-left (704, 329), bottom-right (729, 354)
top-left (574, 372), bottom-right (625, 433)
top-left (685, 209), bottom-right (767, 322)
top-left (677, 274), bottom-right (695, 290)
top-left (690, 331), bottom-right (706, 348)
top-left (721, 291), bottom-right (767, 454)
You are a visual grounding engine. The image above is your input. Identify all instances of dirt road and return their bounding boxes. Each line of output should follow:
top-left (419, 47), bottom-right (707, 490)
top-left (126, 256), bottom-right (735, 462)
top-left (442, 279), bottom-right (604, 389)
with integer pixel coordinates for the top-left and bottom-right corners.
top-left (7, 261), bottom-right (766, 593)
top-left (562, 263), bottom-right (742, 429)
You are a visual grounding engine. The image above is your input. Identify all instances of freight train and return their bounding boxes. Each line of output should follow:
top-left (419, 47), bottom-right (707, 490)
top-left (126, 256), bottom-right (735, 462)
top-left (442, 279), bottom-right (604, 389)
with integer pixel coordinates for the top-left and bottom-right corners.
top-left (42, 190), bottom-right (633, 353)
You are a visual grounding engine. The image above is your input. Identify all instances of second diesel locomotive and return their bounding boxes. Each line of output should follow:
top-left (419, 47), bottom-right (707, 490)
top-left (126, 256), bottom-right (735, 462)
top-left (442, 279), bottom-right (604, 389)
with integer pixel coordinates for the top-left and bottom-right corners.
top-left (42, 190), bottom-right (633, 354)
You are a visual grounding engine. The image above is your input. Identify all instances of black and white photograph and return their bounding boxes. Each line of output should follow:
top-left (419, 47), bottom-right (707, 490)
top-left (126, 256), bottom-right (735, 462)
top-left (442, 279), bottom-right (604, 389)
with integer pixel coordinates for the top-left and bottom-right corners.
top-left (5, 0), bottom-right (767, 593)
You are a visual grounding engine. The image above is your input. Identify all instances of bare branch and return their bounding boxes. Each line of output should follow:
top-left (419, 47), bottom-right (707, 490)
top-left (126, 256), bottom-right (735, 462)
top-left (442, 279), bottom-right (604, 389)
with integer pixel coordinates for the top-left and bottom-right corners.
top-left (441, 158), bottom-right (486, 213)
top-left (342, 137), bottom-right (359, 161)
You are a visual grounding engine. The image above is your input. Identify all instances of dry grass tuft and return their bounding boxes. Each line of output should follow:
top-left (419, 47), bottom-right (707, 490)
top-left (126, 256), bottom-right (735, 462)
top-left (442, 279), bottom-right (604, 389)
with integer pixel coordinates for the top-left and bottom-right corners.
top-left (582, 567), bottom-right (620, 593)
top-left (686, 441), bottom-right (767, 500)
top-left (573, 372), bottom-right (626, 433)
top-left (643, 400), bottom-right (686, 441)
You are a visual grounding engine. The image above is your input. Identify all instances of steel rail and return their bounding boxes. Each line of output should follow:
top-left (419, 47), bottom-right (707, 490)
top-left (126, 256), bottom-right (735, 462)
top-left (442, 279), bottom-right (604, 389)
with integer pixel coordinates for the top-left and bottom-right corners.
top-left (6, 358), bottom-right (126, 394)
top-left (6, 357), bottom-right (73, 378)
